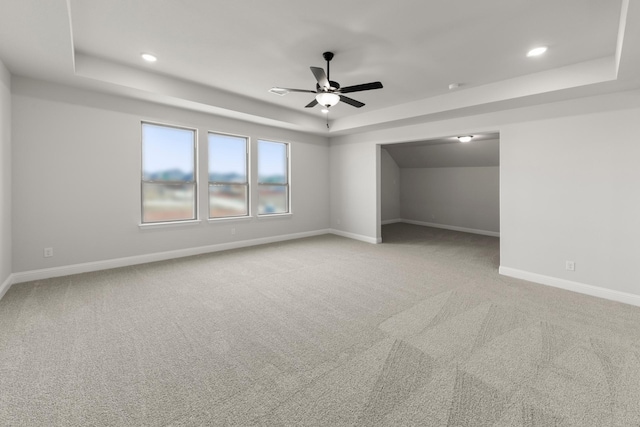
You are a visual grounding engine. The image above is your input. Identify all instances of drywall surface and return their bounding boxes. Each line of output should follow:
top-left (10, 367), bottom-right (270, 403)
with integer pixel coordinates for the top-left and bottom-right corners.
top-left (11, 77), bottom-right (330, 272)
top-left (401, 166), bottom-right (499, 233)
top-left (380, 149), bottom-right (400, 222)
top-left (500, 108), bottom-right (640, 295)
top-left (0, 61), bottom-right (10, 285)
top-left (329, 88), bottom-right (640, 297)
top-left (330, 140), bottom-right (378, 241)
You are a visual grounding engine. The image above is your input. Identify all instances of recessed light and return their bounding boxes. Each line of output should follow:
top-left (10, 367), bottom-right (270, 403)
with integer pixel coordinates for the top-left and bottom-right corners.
top-left (141, 53), bottom-right (157, 62)
top-left (527, 46), bottom-right (547, 57)
top-left (457, 135), bottom-right (473, 143)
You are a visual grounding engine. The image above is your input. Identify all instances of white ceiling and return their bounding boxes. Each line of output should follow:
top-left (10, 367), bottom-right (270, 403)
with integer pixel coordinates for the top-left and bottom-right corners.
top-left (1, 0), bottom-right (639, 135)
top-left (384, 134), bottom-right (499, 168)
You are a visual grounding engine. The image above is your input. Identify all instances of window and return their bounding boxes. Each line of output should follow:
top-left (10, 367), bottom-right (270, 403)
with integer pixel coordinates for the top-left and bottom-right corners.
top-left (257, 140), bottom-right (289, 215)
top-left (141, 122), bottom-right (197, 223)
top-left (208, 133), bottom-right (249, 218)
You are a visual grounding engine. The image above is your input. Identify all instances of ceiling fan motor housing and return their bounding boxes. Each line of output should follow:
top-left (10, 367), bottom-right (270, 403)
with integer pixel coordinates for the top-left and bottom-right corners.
top-left (317, 81), bottom-right (340, 91)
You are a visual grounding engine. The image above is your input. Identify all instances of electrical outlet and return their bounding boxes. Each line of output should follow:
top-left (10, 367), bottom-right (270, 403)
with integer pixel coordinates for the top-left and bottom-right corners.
top-left (43, 247), bottom-right (54, 258)
top-left (565, 261), bottom-right (575, 271)
top-left (231, 228), bottom-right (236, 235)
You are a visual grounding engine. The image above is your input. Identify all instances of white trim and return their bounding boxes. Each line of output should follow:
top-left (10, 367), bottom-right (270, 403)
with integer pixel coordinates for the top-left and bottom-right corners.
top-left (208, 216), bottom-right (253, 223)
top-left (0, 274), bottom-right (14, 301)
top-left (11, 229), bottom-right (332, 285)
top-left (256, 213), bottom-right (292, 220)
top-left (138, 219), bottom-right (202, 229)
top-left (381, 218), bottom-right (402, 225)
top-left (330, 229), bottom-right (381, 244)
top-left (400, 219), bottom-right (500, 237)
top-left (499, 266), bottom-right (640, 308)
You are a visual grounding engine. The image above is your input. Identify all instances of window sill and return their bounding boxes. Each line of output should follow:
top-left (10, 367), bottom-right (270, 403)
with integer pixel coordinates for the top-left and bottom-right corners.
top-left (208, 216), bottom-right (253, 224)
top-left (257, 213), bottom-right (292, 220)
top-left (138, 219), bottom-right (202, 229)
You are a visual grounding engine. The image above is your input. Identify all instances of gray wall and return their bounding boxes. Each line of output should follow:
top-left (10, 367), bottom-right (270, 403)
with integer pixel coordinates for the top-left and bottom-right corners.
top-left (380, 149), bottom-right (400, 222)
top-left (11, 77), bottom-right (330, 273)
top-left (329, 89), bottom-right (640, 299)
top-left (5, 72), bottom-right (640, 305)
top-left (400, 166), bottom-right (499, 233)
top-left (0, 60), bottom-right (10, 287)
top-left (330, 140), bottom-right (378, 242)
top-left (500, 109), bottom-right (640, 293)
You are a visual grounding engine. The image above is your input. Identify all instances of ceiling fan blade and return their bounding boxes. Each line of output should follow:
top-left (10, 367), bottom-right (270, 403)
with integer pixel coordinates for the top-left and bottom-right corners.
top-left (310, 67), bottom-right (330, 90)
top-left (269, 87), bottom-right (317, 96)
top-left (305, 99), bottom-right (318, 108)
top-left (338, 81), bottom-right (383, 94)
top-left (339, 95), bottom-right (365, 108)
top-left (288, 88), bottom-right (317, 93)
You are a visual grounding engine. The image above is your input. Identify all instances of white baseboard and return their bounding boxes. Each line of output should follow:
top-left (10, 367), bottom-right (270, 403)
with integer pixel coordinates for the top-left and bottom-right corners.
top-left (499, 266), bottom-right (640, 308)
top-left (11, 229), bottom-right (332, 285)
top-left (330, 229), bottom-right (381, 244)
top-left (0, 274), bottom-right (13, 301)
top-left (400, 219), bottom-right (500, 237)
top-left (381, 218), bottom-right (402, 225)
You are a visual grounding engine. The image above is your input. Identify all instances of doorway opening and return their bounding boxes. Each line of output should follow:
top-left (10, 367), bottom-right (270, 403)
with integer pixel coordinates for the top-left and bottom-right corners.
top-left (379, 132), bottom-right (500, 266)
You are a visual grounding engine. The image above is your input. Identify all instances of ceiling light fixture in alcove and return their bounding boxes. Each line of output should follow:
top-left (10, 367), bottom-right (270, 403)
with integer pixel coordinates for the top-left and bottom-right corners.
top-left (527, 46), bottom-right (547, 57)
top-left (141, 53), bottom-right (157, 62)
top-left (457, 135), bottom-right (474, 143)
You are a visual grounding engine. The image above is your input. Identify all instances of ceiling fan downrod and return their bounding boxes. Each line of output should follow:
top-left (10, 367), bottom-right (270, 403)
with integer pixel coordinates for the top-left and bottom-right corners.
top-left (323, 51), bottom-right (334, 82)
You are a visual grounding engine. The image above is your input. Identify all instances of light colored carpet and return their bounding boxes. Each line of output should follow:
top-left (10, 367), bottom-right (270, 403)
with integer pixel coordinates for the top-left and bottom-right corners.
top-left (2, 223), bottom-right (640, 426)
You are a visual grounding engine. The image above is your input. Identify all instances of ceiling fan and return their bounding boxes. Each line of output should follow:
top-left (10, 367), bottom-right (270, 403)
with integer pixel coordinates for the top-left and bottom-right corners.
top-left (269, 51), bottom-right (383, 111)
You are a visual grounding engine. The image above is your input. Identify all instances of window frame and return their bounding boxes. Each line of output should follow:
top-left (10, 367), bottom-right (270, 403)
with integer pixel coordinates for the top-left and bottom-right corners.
top-left (257, 139), bottom-right (290, 216)
top-left (207, 131), bottom-right (250, 220)
top-left (140, 121), bottom-right (198, 225)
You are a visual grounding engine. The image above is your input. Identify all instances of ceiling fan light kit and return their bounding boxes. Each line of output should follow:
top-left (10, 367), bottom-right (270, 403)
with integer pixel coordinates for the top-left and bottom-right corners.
top-left (269, 51), bottom-right (383, 112)
top-left (316, 92), bottom-right (340, 107)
